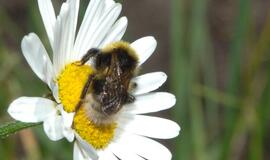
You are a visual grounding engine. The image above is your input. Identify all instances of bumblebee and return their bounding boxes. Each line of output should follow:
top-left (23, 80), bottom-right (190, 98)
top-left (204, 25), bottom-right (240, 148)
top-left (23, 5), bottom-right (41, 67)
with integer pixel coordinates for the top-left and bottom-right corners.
top-left (77, 41), bottom-right (139, 124)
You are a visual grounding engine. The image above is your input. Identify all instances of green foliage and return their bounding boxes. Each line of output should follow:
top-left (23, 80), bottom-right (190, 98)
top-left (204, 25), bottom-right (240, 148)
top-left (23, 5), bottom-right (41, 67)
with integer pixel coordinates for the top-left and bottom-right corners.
top-left (0, 121), bottom-right (41, 139)
top-left (171, 0), bottom-right (270, 159)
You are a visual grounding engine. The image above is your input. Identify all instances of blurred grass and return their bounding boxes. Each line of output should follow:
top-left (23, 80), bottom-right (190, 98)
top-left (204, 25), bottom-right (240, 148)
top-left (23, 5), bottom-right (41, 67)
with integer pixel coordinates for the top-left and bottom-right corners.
top-left (0, 0), bottom-right (72, 159)
top-left (170, 0), bottom-right (187, 159)
top-left (222, 0), bottom-right (251, 159)
top-left (171, 0), bottom-right (270, 160)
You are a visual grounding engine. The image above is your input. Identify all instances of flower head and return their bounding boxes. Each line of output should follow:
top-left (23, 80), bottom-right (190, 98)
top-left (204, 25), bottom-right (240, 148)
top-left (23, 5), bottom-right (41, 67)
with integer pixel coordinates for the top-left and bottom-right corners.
top-left (7, 0), bottom-right (180, 159)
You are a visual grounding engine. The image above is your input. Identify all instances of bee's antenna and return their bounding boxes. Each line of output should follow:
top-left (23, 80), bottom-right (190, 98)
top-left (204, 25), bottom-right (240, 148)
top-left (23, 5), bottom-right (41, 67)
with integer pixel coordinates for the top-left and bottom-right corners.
top-left (80, 48), bottom-right (100, 65)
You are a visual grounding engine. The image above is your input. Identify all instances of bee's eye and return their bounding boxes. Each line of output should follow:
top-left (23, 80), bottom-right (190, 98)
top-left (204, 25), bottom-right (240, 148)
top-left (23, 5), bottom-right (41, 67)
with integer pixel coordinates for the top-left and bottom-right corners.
top-left (96, 54), bottom-right (111, 70)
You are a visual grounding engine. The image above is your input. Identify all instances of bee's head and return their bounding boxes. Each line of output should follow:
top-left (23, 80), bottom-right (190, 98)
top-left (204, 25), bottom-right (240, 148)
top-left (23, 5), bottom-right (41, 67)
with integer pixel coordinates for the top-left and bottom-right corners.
top-left (95, 53), bottom-right (112, 71)
top-left (115, 49), bottom-right (138, 72)
top-left (95, 41), bottom-right (139, 74)
top-left (95, 49), bottom-right (138, 74)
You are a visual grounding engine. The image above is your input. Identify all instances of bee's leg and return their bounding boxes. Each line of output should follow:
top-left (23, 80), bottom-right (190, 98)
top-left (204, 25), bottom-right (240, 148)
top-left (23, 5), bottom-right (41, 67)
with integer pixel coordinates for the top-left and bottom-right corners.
top-left (81, 74), bottom-right (95, 99)
top-left (125, 94), bottom-right (135, 103)
top-left (76, 74), bottom-right (95, 110)
top-left (80, 48), bottom-right (100, 65)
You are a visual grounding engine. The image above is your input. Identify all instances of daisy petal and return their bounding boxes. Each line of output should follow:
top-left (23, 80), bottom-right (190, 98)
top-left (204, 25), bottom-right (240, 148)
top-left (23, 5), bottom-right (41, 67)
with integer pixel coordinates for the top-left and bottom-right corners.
top-left (74, 141), bottom-right (92, 160)
top-left (62, 0), bottom-right (80, 63)
top-left (98, 149), bottom-right (118, 160)
top-left (124, 92), bottom-right (176, 114)
top-left (61, 107), bottom-right (75, 128)
top-left (109, 143), bottom-right (145, 160)
top-left (63, 128), bottom-right (75, 142)
top-left (104, 0), bottom-right (115, 11)
top-left (77, 3), bottom-right (122, 59)
top-left (43, 114), bottom-right (64, 141)
top-left (37, 0), bottom-right (56, 46)
top-left (74, 142), bottom-right (85, 160)
top-left (21, 33), bottom-right (54, 89)
top-left (8, 97), bottom-right (56, 123)
top-left (74, 0), bottom-right (105, 57)
top-left (131, 36), bottom-right (157, 66)
top-left (99, 16), bottom-right (128, 47)
top-left (61, 108), bottom-right (75, 142)
top-left (119, 115), bottom-right (180, 139)
top-left (51, 84), bottom-right (60, 103)
top-left (52, 2), bottom-right (69, 74)
top-left (116, 133), bottom-right (172, 160)
top-left (88, 3), bottom-right (122, 48)
top-left (132, 72), bottom-right (167, 95)
top-left (75, 134), bottom-right (98, 160)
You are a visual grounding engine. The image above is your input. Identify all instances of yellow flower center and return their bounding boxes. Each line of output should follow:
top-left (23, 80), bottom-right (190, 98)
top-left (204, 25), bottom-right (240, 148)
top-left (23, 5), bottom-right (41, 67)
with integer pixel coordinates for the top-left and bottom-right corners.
top-left (57, 62), bottom-right (94, 112)
top-left (73, 107), bottom-right (117, 149)
top-left (58, 62), bottom-right (116, 149)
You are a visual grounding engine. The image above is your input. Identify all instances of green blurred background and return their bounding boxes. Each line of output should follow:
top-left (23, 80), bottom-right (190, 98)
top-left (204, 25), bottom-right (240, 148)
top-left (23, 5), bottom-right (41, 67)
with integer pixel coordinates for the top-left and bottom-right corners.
top-left (1, 0), bottom-right (270, 159)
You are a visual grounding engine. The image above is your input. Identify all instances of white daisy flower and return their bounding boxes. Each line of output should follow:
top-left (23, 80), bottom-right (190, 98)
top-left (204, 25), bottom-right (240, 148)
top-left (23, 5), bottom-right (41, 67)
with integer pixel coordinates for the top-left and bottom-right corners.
top-left (7, 0), bottom-right (180, 159)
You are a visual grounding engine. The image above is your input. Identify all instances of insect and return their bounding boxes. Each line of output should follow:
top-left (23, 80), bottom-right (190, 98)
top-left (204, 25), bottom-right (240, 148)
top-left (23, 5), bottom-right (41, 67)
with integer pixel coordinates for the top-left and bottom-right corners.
top-left (77, 41), bottom-right (139, 124)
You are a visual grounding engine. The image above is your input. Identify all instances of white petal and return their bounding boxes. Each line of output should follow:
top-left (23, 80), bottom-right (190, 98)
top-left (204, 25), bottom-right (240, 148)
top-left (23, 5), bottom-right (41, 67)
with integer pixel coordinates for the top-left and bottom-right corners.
top-left (132, 72), bottom-right (167, 95)
top-left (61, 107), bottom-right (75, 128)
top-left (51, 83), bottom-right (60, 103)
top-left (43, 114), bottom-right (64, 141)
top-left (74, 0), bottom-right (105, 57)
top-left (109, 143), bottom-right (145, 160)
top-left (74, 142), bottom-right (85, 160)
top-left (123, 92), bottom-right (176, 114)
top-left (75, 134), bottom-right (98, 160)
top-left (63, 128), bottom-right (75, 142)
top-left (115, 133), bottom-right (172, 160)
top-left (119, 115), bottom-right (180, 139)
top-left (63, 0), bottom-right (80, 63)
top-left (21, 33), bottom-right (54, 89)
top-left (53, 0), bottom-right (79, 73)
top-left (61, 107), bottom-right (75, 142)
top-left (131, 36), bottom-right (157, 66)
top-left (74, 141), bottom-right (92, 160)
top-left (37, 0), bottom-right (56, 46)
top-left (8, 97), bottom-right (56, 123)
top-left (87, 3), bottom-right (122, 48)
top-left (98, 149), bottom-right (118, 160)
top-left (99, 17), bottom-right (128, 47)
top-left (75, 3), bottom-right (122, 60)
top-left (74, 0), bottom-right (116, 55)
top-left (104, 0), bottom-right (115, 11)
top-left (52, 3), bottom-right (69, 74)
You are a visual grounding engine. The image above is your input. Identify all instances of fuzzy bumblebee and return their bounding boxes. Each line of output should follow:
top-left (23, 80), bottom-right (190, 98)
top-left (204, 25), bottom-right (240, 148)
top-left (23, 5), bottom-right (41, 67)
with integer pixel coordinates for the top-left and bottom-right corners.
top-left (78, 41), bottom-right (139, 124)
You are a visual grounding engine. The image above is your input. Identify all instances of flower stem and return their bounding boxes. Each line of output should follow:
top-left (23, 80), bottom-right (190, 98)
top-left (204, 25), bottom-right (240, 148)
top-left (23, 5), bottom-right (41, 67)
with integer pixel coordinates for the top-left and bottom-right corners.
top-left (0, 121), bottom-right (42, 139)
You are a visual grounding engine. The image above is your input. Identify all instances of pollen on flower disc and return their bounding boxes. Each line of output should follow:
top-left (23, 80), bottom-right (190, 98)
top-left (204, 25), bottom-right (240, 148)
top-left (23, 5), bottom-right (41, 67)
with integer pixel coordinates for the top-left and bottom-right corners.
top-left (57, 62), bottom-right (94, 113)
top-left (73, 107), bottom-right (117, 150)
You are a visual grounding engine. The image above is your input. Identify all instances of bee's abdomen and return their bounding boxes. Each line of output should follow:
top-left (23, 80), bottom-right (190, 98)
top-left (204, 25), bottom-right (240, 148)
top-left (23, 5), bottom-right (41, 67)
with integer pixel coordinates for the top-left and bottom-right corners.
top-left (94, 77), bottom-right (127, 116)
